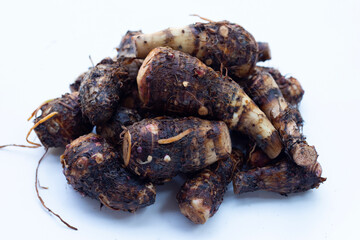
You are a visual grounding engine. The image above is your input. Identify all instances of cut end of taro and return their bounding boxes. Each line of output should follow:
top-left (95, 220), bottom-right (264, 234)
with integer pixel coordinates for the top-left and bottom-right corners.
top-left (291, 143), bottom-right (318, 167)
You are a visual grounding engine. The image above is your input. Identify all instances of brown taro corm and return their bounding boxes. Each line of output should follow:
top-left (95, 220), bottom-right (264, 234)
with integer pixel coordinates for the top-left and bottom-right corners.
top-left (79, 57), bottom-right (142, 126)
top-left (233, 158), bottom-right (326, 196)
top-left (137, 47), bottom-right (282, 159)
top-left (256, 66), bottom-right (304, 106)
top-left (257, 42), bottom-right (271, 62)
top-left (70, 71), bottom-right (88, 93)
top-left (122, 117), bottom-right (231, 183)
top-left (245, 71), bottom-right (320, 175)
top-left (33, 92), bottom-right (93, 148)
top-left (177, 149), bottom-right (244, 224)
top-left (96, 106), bottom-right (141, 147)
top-left (61, 133), bottom-right (156, 212)
top-left (118, 21), bottom-right (258, 77)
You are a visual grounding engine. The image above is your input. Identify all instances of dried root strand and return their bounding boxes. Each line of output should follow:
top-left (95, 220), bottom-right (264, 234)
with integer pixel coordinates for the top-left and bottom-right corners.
top-left (35, 149), bottom-right (78, 230)
top-left (0, 144), bottom-right (40, 149)
top-left (158, 128), bottom-right (195, 144)
top-left (190, 14), bottom-right (215, 23)
top-left (0, 111), bottom-right (59, 149)
top-left (27, 112), bottom-right (59, 147)
top-left (27, 99), bottom-right (55, 121)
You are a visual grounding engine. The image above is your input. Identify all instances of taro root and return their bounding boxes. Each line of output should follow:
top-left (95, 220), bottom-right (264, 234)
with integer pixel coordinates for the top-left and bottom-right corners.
top-left (177, 149), bottom-right (244, 224)
top-left (96, 106), bottom-right (141, 147)
top-left (137, 47), bottom-right (282, 159)
top-left (245, 71), bottom-right (319, 173)
top-left (118, 21), bottom-right (258, 77)
top-left (33, 92), bottom-right (93, 148)
top-left (257, 42), bottom-right (271, 62)
top-left (70, 71), bottom-right (88, 93)
top-left (79, 57), bottom-right (142, 125)
top-left (233, 159), bottom-right (325, 195)
top-left (122, 117), bottom-right (231, 183)
top-left (256, 66), bottom-right (304, 106)
top-left (61, 133), bottom-right (156, 212)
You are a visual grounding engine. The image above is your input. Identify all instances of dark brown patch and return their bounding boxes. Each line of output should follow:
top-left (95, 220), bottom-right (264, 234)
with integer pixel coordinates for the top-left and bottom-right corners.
top-left (61, 134), bottom-right (156, 212)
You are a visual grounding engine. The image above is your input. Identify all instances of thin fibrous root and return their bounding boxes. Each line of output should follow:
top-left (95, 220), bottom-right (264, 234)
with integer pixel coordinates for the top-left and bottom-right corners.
top-left (158, 128), bottom-right (195, 144)
top-left (35, 149), bottom-right (78, 230)
top-left (26, 112), bottom-right (59, 147)
top-left (189, 14), bottom-right (214, 23)
top-left (0, 144), bottom-right (40, 149)
top-left (27, 99), bottom-right (55, 121)
top-left (1, 111), bottom-right (58, 149)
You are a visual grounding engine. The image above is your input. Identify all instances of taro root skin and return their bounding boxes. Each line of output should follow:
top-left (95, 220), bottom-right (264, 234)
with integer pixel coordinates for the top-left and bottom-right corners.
top-left (118, 21), bottom-right (258, 77)
top-left (255, 66), bottom-right (304, 106)
top-left (246, 71), bottom-right (319, 172)
top-left (70, 71), bottom-right (88, 93)
top-left (122, 117), bottom-right (231, 183)
top-left (233, 160), bottom-right (326, 195)
top-left (96, 107), bottom-right (141, 147)
top-left (137, 47), bottom-right (282, 159)
top-left (79, 58), bottom-right (142, 125)
top-left (177, 149), bottom-right (243, 224)
top-left (61, 133), bottom-right (156, 212)
top-left (34, 92), bottom-right (93, 148)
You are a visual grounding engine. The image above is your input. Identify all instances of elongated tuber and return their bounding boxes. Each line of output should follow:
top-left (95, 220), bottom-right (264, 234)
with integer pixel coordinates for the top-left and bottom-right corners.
top-left (137, 47), bottom-right (282, 159)
top-left (233, 159), bottom-right (325, 195)
top-left (177, 149), bottom-right (244, 224)
top-left (79, 57), bottom-right (142, 125)
top-left (118, 21), bottom-right (258, 77)
top-left (245, 71), bottom-right (319, 173)
top-left (34, 92), bottom-right (93, 148)
top-left (256, 66), bottom-right (304, 106)
top-left (122, 117), bottom-right (231, 183)
top-left (61, 133), bottom-right (156, 212)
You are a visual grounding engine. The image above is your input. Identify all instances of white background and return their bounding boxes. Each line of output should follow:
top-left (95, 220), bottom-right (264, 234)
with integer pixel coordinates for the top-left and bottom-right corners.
top-left (0, 0), bottom-right (359, 239)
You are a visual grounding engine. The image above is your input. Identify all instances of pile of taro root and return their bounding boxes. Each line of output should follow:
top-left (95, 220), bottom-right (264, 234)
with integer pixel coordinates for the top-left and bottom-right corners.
top-left (24, 20), bottom-right (327, 228)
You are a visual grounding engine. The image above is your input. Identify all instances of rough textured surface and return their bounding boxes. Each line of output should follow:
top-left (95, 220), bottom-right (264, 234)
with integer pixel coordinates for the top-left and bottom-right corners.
top-left (177, 149), bottom-right (244, 224)
top-left (122, 117), bottom-right (231, 183)
top-left (118, 21), bottom-right (258, 77)
top-left (245, 71), bottom-right (319, 173)
top-left (34, 92), bottom-right (93, 148)
top-left (61, 133), bottom-right (156, 212)
top-left (96, 107), bottom-right (141, 147)
top-left (233, 159), bottom-right (326, 195)
top-left (256, 66), bottom-right (304, 106)
top-left (79, 57), bottom-right (142, 125)
top-left (70, 71), bottom-right (89, 93)
top-left (137, 47), bottom-right (282, 159)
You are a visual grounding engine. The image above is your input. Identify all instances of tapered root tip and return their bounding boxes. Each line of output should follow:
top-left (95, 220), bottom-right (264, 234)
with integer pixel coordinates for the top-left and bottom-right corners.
top-left (263, 131), bottom-right (283, 159)
top-left (291, 143), bottom-right (318, 167)
top-left (179, 199), bottom-right (210, 224)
